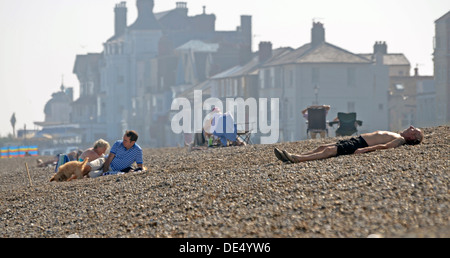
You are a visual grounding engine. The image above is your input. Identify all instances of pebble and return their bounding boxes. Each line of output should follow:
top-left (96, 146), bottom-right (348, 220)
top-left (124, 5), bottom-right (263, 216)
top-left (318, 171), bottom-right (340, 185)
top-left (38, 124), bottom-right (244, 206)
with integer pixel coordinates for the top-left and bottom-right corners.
top-left (0, 126), bottom-right (449, 238)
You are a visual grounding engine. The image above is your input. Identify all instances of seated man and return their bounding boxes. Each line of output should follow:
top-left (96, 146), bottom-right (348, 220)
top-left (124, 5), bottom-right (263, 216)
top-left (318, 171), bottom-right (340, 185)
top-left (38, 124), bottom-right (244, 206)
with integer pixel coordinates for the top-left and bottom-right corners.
top-left (274, 126), bottom-right (423, 163)
top-left (88, 130), bottom-right (144, 178)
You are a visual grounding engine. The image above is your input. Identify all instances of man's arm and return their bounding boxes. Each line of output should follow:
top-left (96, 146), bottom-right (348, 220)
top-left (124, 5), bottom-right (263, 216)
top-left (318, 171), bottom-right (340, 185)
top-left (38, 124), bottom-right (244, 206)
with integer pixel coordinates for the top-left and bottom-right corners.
top-left (133, 163), bottom-right (144, 171)
top-left (355, 138), bottom-right (406, 154)
top-left (134, 150), bottom-right (144, 171)
top-left (103, 153), bottom-right (115, 172)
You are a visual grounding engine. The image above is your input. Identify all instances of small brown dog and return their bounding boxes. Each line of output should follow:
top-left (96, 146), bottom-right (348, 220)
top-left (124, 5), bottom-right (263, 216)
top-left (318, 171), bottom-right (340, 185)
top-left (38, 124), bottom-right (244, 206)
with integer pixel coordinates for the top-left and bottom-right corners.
top-left (50, 158), bottom-right (89, 182)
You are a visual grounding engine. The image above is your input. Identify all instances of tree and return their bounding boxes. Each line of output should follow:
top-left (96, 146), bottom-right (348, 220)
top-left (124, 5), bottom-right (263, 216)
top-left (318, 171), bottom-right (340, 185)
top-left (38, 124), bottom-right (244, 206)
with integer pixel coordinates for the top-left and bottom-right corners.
top-left (10, 113), bottom-right (16, 138)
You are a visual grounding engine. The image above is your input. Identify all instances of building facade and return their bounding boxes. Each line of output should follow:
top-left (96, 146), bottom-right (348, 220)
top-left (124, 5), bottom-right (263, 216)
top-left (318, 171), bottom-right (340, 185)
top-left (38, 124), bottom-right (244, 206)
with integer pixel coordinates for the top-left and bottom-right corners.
top-left (72, 0), bottom-right (252, 146)
top-left (434, 11), bottom-right (450, 125)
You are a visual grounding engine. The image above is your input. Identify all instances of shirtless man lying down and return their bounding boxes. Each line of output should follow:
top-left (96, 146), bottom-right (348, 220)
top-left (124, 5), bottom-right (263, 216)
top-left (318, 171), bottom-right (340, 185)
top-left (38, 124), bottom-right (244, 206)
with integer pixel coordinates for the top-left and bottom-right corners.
top-left (274, 126), bottom-right (424, 164)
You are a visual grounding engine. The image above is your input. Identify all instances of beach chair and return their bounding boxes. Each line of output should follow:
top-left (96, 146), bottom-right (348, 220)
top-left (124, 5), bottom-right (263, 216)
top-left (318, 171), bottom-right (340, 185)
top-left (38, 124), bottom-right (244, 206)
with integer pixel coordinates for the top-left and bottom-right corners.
top-left (236, 122), bottom-right (253, 145)
top-left (237, 130), bottom-right (252, 145)
top-left (212, 112), bottom-right (239, 147)
top-left (55, 153), bottom-right (70, 172)
top-left (54, 150), bottom-right (82, 172)
top-left (306, 107), bottom-right (328, 139)
top-left (329, 112), bottom-right (363, 137)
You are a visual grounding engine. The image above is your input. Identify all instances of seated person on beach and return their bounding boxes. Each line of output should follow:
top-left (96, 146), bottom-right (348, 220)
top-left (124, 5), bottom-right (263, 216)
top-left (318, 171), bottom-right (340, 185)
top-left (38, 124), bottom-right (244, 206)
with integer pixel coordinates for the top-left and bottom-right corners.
top-left (301, 105), bottom-right (331, 139)
top-left (274, 126), bottom-right (424, 163)
top-left (203, 107), bottom-right (245, 147)
top-left (37, 149), bottom-right (82, 167)
top-left (80, 139), bottom-right (110, 176)
top-left (203, 107), bottom-right (222, 146)
top-left (88, 130), bottom-right (144, 178)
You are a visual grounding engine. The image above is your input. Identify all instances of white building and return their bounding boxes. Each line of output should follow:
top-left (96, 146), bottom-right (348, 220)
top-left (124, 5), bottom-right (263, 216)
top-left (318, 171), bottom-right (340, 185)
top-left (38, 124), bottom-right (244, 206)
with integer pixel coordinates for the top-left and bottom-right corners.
top-left (100, 0), bottom-right (163, 141)
top-left (434, 11), bottom-right (450, 125)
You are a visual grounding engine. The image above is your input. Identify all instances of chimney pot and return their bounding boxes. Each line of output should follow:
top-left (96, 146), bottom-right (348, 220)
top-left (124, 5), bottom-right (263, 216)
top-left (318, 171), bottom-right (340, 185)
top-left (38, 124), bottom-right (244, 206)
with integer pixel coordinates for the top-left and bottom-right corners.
top-left (311, 22), bottom-right (325, 47)
top-left (374, 41), bottom-right (388, 55)
top-left (176, 2), bottom-right (187, 9)
top-left (114, 1), bottom-right (127, 36)
top-left (259, 41), bottom-right (273, 63)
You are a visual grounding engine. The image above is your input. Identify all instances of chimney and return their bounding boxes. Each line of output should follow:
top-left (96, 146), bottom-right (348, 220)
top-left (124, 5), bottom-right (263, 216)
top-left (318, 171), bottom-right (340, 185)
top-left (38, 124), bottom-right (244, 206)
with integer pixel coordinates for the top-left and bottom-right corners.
top-left (131, 0), bottom-right (161, 30)
top-left (240, 15), bottom-right (252, 52)
top-left (258, 42), bottom-right (273, 63)
top-left (175, 2), bottom-right (188, 16)
top-left (311, 22), bottom-right (325, 47)
top-left (373, 41), bottom-right (388, 55)
top-left (176, 2), bottom-right (187, 9)
top-left (237, 15), bottom-right (252, 65)
top-left (114, 2), bottom-right (127, 36)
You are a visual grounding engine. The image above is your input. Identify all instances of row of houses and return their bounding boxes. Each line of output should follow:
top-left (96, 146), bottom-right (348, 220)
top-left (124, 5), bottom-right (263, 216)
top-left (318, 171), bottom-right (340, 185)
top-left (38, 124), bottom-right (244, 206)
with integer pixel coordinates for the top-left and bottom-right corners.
top-left (170, 22), bottom-right (436, 144)
top-left (34, 1), bottom-right (447, 148)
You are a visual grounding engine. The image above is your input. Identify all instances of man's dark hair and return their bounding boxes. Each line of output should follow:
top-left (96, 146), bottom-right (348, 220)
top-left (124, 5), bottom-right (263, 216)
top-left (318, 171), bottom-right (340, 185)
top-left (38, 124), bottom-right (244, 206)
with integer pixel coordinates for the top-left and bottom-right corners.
top-left (125, 130), bottom-right (139, 142)
top-left (405, 139), bottom-right (421, 145)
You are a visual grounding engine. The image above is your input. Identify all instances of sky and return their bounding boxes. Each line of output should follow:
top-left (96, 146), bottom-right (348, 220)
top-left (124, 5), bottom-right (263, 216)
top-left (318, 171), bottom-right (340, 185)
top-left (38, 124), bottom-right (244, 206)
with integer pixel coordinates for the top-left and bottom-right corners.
top-left (0, 0), bottom-right (449, 137)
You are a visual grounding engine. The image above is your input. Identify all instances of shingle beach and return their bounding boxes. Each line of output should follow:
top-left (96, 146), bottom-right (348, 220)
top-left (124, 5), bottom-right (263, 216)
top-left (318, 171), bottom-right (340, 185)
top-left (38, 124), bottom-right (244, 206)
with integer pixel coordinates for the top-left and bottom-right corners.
top-left (1, 126), bottom-right (448, 238)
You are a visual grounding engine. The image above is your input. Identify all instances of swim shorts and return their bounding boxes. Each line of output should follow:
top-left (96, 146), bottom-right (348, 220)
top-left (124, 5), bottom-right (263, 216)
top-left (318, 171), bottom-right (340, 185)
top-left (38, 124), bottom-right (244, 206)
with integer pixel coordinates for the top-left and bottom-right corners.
top-left (335, 136), bottom-right (368, 156)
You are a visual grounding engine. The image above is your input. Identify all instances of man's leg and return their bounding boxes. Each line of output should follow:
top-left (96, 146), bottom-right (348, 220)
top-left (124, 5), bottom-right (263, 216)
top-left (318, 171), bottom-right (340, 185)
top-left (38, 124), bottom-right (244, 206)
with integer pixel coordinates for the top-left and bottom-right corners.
top-left (84, 158), bottom-right (105, 177)
top-left (89, 170), bottom-right (106, 178)
top-left (303, 143), bottom-right (336, 155)
top-left (283, 146), bottom-right (338, 163)
top-left (320, 131), bottom-right (326, 138)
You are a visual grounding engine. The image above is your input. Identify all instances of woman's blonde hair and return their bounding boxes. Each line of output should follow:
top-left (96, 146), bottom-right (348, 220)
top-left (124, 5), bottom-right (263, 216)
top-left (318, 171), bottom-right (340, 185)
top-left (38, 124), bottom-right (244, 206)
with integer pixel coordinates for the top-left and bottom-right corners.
top-left (93, 139), bottom-right (110, 151)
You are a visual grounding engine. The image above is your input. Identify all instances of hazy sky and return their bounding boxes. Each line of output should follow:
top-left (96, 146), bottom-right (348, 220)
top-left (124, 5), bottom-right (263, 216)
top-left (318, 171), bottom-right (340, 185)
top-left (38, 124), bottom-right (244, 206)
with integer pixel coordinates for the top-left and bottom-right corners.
top-left (0, 0), bottom-right (448, 137)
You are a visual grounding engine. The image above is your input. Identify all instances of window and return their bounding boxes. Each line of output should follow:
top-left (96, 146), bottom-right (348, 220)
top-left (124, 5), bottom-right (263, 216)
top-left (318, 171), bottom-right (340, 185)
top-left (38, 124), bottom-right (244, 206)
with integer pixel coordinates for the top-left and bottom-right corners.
top-left (347, 102), bottom-right (355, 113)
top-left (347, 67), bottom-right (356, 87)
top-left (312, 67), bottom-right (320, 84)
top-left (259, 71), bottom-right (265, 89)
top-left (116, 67), bottom-right (124, 84)
top-left (274, 67), bottom-right (281, 88)
top-left (88, 82), bottom-right (94, 95)
top-left (288, 70), bottom-right (294, 88)
top-left (288, 103), bottom-right (294, 120)
top-left (264, 69), bottom-right (271, 88)
top-left (157, 98), bottom-right (163, 112)
top-left (226, 79), bottom-right (232, 96)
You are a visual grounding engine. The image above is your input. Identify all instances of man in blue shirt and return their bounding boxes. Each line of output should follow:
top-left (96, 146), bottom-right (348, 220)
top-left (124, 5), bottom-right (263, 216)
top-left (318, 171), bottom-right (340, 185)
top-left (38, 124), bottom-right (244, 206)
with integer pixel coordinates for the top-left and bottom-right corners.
top-left (103, 130), bottom-right (144, 173)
